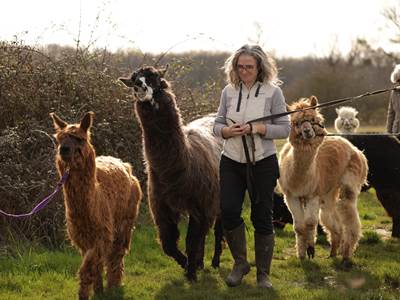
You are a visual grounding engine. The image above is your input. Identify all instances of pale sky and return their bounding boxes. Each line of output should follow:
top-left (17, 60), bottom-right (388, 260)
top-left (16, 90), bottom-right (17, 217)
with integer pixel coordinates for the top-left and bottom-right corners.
top-left (1, 0), bottom-right (399, 58)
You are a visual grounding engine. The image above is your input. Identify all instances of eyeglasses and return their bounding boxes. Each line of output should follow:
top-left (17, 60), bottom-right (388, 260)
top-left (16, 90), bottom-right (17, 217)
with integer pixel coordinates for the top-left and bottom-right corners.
top-left (236, 64), bottom-right (256, 71)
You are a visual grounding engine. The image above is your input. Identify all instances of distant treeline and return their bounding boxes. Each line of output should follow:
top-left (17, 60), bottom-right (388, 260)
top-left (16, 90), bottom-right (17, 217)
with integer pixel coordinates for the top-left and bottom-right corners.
top-left (0, 40), bottom-right (396, 248)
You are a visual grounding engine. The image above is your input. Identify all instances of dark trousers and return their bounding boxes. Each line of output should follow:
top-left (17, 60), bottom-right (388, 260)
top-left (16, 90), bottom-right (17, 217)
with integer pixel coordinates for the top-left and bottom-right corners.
top-left (220, 154), bottom-right (279, 235)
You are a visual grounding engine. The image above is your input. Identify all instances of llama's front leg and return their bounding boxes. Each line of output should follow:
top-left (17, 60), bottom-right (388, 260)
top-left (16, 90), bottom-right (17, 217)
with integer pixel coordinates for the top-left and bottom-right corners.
top-left (303, 197), bottom-right (320, 259)
top-left (78, 247), bottom-right (104, 300)
top-left (285, 196), bottom-right (307, 259)
top-left (156, 214), bottom-right (187, 269)
top-left (337, 187), bottom-right (361, 264)
top-left (185, 215), bottom-right (208, 282)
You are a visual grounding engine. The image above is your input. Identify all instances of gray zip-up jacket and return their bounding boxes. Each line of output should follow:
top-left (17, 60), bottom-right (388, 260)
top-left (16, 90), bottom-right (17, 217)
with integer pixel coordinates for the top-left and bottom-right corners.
top-left (386, 89), bottom-right (400, 133)
top-left (213, 82), bottom-right (291, 163)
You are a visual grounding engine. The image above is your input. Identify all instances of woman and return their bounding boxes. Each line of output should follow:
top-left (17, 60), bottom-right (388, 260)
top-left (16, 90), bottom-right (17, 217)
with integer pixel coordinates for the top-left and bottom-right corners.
top-left (213, 44), bottom-right (290, 288)
top-left (386, 64), bottom-right (400, 134)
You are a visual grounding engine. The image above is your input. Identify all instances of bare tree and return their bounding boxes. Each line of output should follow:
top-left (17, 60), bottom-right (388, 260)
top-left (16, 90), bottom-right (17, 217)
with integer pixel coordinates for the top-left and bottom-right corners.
top-left (383, 2), bottom-right (400, 44)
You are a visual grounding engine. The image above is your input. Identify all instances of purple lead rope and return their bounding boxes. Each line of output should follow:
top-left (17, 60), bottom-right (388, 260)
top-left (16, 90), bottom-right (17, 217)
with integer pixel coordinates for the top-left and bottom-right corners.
top-left (0, 171), bottom-right (69, 218)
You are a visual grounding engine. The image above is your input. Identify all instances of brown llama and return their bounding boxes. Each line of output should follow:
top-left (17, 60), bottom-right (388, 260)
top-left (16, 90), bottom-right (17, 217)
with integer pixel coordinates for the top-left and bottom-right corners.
top-left (51, 112), bottom-right (142, 300)
top-left (119, 66), bottom-right (221, 281)
top-left (278, 96), bottom-right (368, 267)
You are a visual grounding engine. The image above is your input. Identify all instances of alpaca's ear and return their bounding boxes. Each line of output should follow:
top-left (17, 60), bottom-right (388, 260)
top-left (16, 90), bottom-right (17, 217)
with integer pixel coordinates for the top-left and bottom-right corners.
top-left (309, 95), bottom-right (318, 107)
top-left (355, 110), bottom-right (359, 116)
top-left (160, 79), bottom-right (169, 89)
top-left (50, 112), bottom-right (68, 131)
top-left (119, 77), bottom-right (134, 87)
top-left (80, 111), bottom-right (94, 132)
top-left (158, 64), bottom-right (169, 77)
top-left (335, 108), bottom-right (340, 114)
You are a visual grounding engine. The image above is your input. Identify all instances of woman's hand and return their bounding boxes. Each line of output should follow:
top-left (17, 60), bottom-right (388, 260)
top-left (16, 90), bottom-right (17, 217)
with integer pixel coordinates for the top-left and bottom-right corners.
top-left (251, 123), bottom-right (266, 135)
top-left (222, 123), bottom-right (266, 138)
top-left (241, 123), bottom-right (266, 135)
top-left (222, 124), bottom-right (247, 138)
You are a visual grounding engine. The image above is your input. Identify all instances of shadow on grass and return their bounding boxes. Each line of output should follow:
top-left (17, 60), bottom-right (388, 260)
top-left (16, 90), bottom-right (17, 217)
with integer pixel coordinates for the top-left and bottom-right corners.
top-left (154, 265), bottom-right (281, 300)
top-left (297, 255), bottom-right (383, 292)
top-left (93, 286), bottom-right (125, 300)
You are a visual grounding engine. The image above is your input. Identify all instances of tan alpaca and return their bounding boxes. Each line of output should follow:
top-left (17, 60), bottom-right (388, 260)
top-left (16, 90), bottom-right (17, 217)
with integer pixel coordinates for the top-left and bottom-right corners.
top-left (51, 112), bottom-right (142, 300)
top-left (278, 96), bottom-right (368, 266)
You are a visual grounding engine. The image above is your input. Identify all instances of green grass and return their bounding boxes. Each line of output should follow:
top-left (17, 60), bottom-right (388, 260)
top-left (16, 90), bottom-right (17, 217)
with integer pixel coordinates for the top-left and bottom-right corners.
top-left (0, 191), bottom-right (399, 299)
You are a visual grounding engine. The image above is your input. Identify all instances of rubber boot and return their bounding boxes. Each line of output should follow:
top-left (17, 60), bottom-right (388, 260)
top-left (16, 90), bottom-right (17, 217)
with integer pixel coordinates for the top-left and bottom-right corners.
top-left (255, 232), bottom-right (274, 288)
top-left (224, 222), bottom-right (250, 287)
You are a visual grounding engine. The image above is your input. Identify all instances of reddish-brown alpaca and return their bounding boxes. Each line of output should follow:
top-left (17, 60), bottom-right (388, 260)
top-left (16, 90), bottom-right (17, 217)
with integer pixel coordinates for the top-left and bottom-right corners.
top-left (51, 112), bottom-right (142, 300)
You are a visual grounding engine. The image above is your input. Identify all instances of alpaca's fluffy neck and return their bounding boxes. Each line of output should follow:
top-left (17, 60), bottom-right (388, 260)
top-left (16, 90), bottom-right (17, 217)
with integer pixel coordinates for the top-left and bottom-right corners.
top-left (136, 92), bottom-right (188, 170)
top-left (58, 150), bottom-right (97, 216)
top-left (286, 137), bottom-right (323, 190)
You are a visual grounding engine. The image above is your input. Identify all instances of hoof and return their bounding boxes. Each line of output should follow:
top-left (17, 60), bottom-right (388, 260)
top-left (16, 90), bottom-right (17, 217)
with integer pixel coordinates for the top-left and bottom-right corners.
top-left (342, 258), bottom-right (353, 270)
top-left (185, 271), bottom-right (197, 282)
top-left (307, 246), bottom-right (315, 259)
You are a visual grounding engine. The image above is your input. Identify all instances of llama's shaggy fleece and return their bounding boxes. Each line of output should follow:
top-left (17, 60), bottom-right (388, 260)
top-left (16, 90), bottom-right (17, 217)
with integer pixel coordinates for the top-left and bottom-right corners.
top-left (342, 133), bottom-right (400, 237)
top-left (119, 66), bottom-right (221, 281)
top-left (51, 112), bottom-right (142, 300)
top-left (335, 106), bottom-right (360, 133)
top-left (278, 96), bottom-right (368, 265)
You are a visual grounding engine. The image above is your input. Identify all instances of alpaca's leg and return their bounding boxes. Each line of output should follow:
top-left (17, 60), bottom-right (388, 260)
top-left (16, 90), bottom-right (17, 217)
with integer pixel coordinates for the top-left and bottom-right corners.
top-left (185, 215), bottom-right (208, 282)
top-left (106, 218), bottom-right (135, 288)
top-left (285, 196), bottom-right (307, 259)
top-left (78, 247), bottom-right (103, 300)
top-left (303, 197), bottom-right (320, 259)
top-left (337, 186), bottom-right (361, 261)
top-left (94, 261), bottom-right (104, 294)
top-left (319, 190), bottom-right (342, 257)
top-left (106, 243), bottom-right (126, 288)
top-left (212, 217), bottom-right (224, 268)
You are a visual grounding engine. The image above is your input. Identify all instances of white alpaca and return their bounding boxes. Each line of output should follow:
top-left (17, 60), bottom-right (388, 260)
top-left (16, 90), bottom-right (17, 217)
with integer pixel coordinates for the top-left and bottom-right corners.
top-left (334, 106), bottom-right (360, 133)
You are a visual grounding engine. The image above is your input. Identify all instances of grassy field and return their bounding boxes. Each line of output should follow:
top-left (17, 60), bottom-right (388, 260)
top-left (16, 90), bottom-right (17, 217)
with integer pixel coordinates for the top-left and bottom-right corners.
top-left (0, 188), bottom-right (399, 300)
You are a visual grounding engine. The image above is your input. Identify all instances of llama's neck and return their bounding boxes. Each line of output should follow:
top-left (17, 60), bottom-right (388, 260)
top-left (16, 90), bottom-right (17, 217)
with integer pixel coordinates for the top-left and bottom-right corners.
top-left (58, 151), bottom-right (97, 216)
top-left (136, 92), bottom-right (188, 166)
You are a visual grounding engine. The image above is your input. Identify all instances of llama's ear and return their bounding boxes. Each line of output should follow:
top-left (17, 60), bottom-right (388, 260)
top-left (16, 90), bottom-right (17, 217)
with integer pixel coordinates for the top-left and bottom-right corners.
top-left (355, 110), bottom-right (359, 116)
top-left (50, 112), bottom-right (68, 131)
top-left (119, 77), bottom-right (134, 87)
top-left (335, 108), bottom-right (340, 114)
top-left (158, 64), bottom-right (169, 77)
top-left (309, 95), bottom-right (318, 107)
top-left (80, 111), bottom-right (94, 132)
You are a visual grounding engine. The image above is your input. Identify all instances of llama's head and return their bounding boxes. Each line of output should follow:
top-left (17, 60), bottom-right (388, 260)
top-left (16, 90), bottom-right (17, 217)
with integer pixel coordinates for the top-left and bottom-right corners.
top-left (288, 96), bottom-right (327, 145)
top-left (334, 106), bottom-right (360, 133)
top-left (51, 112), bottom-right (94, 169)
top-left (119, 65), bottom-right (169, 107)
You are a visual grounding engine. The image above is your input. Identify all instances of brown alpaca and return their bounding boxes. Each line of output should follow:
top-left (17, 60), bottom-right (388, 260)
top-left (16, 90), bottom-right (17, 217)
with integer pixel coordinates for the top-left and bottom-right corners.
top-left (51, 112), bottom-right (142, 300)
top-left (278, 96), bottom-right (368, 266)
top-left (119, 66), bottom-right (220, 282)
